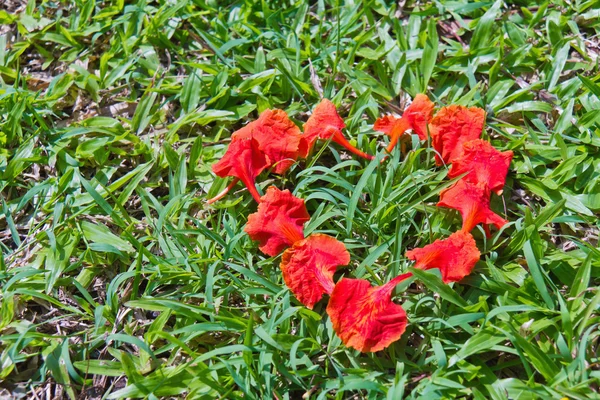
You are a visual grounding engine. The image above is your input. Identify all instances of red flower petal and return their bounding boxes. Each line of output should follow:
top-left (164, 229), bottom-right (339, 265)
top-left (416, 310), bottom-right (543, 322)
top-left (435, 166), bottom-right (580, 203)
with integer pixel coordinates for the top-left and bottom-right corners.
top-left (374, 94), bottom-right (434, 153)
top-left (327, 275), bottom-right (410, 352)
top-left (430, 105), bottom-right (486, 165)
top-left (233, 109), bottom-right (302, 174)
top-left (212, 137), bottom-right (269, 202)
top-left (373, 115), bottom-right (400, 135)
top-left (374, 95), bottom-right (434, 140)
top-left (302, 99), bottom-right (346, 154)
top-left (438, 180), bottom-right (508, 235)
top-left (448, 139), bottom-right (513, 195)
top-left (245, 187), bottom-right (310, 256)
top-left (405, 231), bottom-right (480, 283)
top-left (402, 93), bottom-right (435, 140)
top-left (302, 99), bottom-right (374, 160)
top-left (280, 234), bottom-right (350, 309)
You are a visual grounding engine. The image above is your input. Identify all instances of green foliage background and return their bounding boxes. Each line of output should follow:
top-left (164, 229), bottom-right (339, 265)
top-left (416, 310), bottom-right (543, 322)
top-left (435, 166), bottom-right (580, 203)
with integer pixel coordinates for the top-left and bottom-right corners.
top-left (1, 0), bottom-right (599, 398)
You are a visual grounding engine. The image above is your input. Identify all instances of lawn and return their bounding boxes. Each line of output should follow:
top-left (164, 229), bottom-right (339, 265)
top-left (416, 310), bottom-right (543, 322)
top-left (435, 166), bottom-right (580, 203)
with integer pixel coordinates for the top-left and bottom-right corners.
top-left (1, 0), bottom-right (600, 398)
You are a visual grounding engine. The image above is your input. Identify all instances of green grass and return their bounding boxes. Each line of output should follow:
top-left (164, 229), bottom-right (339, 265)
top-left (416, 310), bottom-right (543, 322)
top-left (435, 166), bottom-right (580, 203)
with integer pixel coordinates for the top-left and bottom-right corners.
top-left (1, 0), bottom-right (600, 398)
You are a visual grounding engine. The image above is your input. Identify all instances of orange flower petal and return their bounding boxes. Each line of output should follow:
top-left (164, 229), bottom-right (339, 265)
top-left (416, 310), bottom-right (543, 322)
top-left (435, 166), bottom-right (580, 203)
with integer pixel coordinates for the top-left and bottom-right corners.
top-left (402, 93), bottom-right (435, 140)
top-left (302, 99), bottom-right (374, 160)
top-left (430, 105), bottom-right (486, 165)
top-left (245, 187), bottom-right (310, 256)
top-left (405, 231), bottom-right (480, 283)
top-left (438, 180), bottom-right (508, 234)
top-left (373, 115), bottom-right (400, 136)
top-left (327, 275), bottom-right (410, 352)
top-left (280, 234), bottom-right (350, 309)
top-left (212, 137), bottom-right (269, 202)
top-left (234, 109), bottom-right (302, 174)
top-left (302, 99), bottom-right (346, 155)
top-left (448, 139), bottom-right (513, 195)
top-left (374, 94), bottom-right (434, 141)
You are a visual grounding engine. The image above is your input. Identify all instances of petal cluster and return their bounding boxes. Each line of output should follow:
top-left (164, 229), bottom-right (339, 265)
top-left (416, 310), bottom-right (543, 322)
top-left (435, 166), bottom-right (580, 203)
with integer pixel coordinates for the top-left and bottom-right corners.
top-left (209, 93), bottom-right (513, 354)
top-left (209, 101), bottom-right (373, 203)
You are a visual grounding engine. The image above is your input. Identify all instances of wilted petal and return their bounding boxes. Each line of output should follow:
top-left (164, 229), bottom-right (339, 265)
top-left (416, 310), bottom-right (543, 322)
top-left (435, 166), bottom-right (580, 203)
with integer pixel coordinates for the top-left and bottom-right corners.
top-left (326, 274), bottom-right (410, 353)
top-left (234, 109), bottom-right (302, 174)
top-left (448, 139), bottom-right (513, 195)
top-left (245, 187), bottom-right (310, 256)
top-left (430, 105), bottom-right (485, 165)
top-left (280, 234), bottom-right (350, 309)
top-left (405, 231), bottom-right (480, 283)
top-left (212, 137), bottom-right (269, 202)
top-left (438, 180), bottom-right (508, 235)
top-left (401, 93), bottom-right (435, 140)
top-left (302, 99), bottom-right (374, 160)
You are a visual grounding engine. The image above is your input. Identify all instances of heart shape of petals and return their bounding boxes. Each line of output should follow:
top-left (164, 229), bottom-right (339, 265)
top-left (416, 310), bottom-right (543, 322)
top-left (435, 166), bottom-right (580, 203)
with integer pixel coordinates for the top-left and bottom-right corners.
top-left (326, 274), bottom-right (411, 353)
top-left (280, 234), bottom-right (350, 309)
top-left (405, 231), bottom-right (480, 283)
top-left (448, 139), bottom-right (513, 195)
top-left (233, 109), bottom-right (303, 175)
top-left (245, 187), bottom-right (310, 256)
top-left (374, 94), bottom-right (435, 152)
top-left (211, 137), bottom-right (269, 203)
top-left (302, 99), bottom-right (374, 160)
top-left (429, 105), bottom-right (485, 165)
top-left (438, 180), bottom-right (508, 235)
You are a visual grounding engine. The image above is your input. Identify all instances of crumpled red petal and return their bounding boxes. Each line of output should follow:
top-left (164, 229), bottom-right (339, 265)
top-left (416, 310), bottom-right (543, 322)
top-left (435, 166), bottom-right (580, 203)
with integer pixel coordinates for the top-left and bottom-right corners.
top-left (326, 273), bottom-right (411, 353)
top-left (245, 187), bottom-right (310, 256)
top-left (405, 231), bottom-right (480, 283)
top-left (401, 93), bottom-right (435, 140)
top-left (438, 180), bottom-right (508, 235)
top-left (448, 139), bottom-right (513, 195)
top-left (430, 105), bottom-right (485, 165)
top-left (302, 99), bottom-right (374, 160)
top-left (374, 94), bottom-right (434, 152)
top-left (211, 137), bottom-right (269, 202)
top-left (280, 234), bottom-right (350, 309)
top-left (233, 109), bottom-right (302, 174)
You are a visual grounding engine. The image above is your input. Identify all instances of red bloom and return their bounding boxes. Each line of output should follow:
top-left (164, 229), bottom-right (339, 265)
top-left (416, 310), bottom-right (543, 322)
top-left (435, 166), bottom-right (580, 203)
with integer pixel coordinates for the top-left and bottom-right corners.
top-left (374, 94), bottom-right (434, 152)
top-left (302, 99), bottom-right (374, 160)
top-left (448, 139), bottom-right (513, 195)
top-left (233, 109), bottom-right (303, 175)
top-left (280, 234), bottom-right (350, 309)
top-left (405, 231), bottom-right (480, 283)
top-left (326, 273), bottom-right (411, 352)
top-left (245, 187), bottom-right (310, 256)
top-left (208, 109), bottom-right (303, 203)
top-left (438, 180), bottom-right (508, 235)
top-left (430, 105), bottom-right (485, 165)
top-left (211, 137), bottom-right (269, 203)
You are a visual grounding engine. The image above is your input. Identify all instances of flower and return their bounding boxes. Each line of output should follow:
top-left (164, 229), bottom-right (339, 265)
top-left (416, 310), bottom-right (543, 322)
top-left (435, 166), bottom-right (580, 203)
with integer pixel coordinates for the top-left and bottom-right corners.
top-left (326, 273), bottom-right (411, 352)
top-left (448, 139), bottom-right (513, 195)
top-left (437, 180), bottom-right (508, 236)
top-left (245, 187), bottom-right (310, 256)
top-left (233, 109), bottom-right (303, 175)
top-left (302, 99), bottom-right (374, 160)
top-left (374, 94), bottom-right (435, 152)
top-left (208, 109), bottom-right (303, 203)
top-left (405, 231), bottom-right (480, 283)
top-left (429, 105), bottom-right (485, 165)
top-left (211, 137), bottom-right (269, 203)
top-left (280, 234), bottom-right (350, 309)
